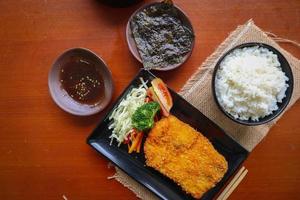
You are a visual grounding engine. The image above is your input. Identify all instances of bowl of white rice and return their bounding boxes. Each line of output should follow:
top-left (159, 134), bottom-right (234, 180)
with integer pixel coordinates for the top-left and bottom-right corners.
top-left (212, 43), bottom-right (293, 125)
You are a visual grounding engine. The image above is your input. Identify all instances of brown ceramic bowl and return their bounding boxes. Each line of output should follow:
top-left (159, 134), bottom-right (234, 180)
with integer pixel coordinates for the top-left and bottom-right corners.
top-left (48, 48), bottom-right (114, 116)
top-left (126, 2), bottom-right (195, 71)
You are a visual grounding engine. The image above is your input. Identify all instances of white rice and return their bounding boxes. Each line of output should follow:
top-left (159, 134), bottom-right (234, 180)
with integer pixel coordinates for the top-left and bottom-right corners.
top-left (215, 46), bottom-right (289, 121)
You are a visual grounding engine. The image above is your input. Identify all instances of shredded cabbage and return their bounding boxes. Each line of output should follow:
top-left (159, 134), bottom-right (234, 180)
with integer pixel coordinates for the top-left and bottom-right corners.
top-left (108, 80), bottom-right (147, 146)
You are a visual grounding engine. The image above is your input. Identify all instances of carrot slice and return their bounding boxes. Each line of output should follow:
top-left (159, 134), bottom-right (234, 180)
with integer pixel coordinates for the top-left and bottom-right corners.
top-left (136, 132), bottom-right (144, 153)
top-left (128, 132), bottom-right (143, 153)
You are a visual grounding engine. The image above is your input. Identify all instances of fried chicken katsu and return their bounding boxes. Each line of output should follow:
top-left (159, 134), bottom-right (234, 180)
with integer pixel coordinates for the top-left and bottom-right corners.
top-left (144, 115), bottom-right (228, 199)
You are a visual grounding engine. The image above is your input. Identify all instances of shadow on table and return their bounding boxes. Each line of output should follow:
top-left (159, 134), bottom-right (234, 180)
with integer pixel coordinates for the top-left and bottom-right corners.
top-left (97, 0), bottom-right (143, 7)
top-left (92, 0), bottom-right (145, 26)
top-left (62, 105), bottom-right (113, 127)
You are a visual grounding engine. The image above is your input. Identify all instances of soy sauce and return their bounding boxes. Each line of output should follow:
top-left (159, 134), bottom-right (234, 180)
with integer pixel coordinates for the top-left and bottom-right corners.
top-left (60, 57), bottom-right (105, 105)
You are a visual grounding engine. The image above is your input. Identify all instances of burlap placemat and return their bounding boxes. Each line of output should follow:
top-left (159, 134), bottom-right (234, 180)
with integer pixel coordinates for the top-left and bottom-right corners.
top-left (110, 19), bottom-right (300, 200)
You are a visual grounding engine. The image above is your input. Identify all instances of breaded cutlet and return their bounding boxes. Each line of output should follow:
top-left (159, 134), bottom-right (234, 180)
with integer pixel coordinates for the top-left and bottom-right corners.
top-left (144, 115), bottom-right (228, 199)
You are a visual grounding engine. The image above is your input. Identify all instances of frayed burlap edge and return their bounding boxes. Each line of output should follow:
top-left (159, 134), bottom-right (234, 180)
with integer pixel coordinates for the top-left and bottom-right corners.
top-left (109, 167), bottom-right (159, 200)
top-left (178, 19), bottom-right (300, 151)
top-left (179, 19), bottom-right (254, 96)
top-left (110, 19), bottom-right (300, 200)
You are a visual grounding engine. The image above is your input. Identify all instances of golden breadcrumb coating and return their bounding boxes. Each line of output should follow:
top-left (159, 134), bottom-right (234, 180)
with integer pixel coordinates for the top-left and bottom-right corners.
top-left (144, 115), bottom-right (228, 199)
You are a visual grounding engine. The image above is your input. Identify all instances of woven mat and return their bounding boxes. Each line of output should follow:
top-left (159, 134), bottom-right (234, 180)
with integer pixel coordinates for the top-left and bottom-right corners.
top-left (110, 20), bottom-right (300, 200)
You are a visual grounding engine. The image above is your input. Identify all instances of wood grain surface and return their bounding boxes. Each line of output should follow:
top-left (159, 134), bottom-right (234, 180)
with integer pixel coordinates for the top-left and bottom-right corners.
top-left (0, 0), bottom-right (299, 199)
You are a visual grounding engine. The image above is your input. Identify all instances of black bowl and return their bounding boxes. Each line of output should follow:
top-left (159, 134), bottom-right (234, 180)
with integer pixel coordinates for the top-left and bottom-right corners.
top-left (212, 43), bottom-right (294, 126)
top-left (99, 0), bottom-right (142, 7)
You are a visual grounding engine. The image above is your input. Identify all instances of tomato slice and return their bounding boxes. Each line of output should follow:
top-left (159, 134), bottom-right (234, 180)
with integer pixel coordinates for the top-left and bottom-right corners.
top-left (147, 87), bottom-right (169, 117)
top-left (151, 78), bottom-right (173, 114)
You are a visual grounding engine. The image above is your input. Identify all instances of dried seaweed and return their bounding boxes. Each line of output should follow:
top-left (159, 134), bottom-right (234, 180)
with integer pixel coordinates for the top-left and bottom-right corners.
top-left (130, 1), bottom-right (194, 69)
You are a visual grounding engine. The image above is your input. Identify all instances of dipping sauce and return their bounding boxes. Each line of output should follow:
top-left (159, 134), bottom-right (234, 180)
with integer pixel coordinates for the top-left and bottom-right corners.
top-left (59, 58), bottom-right (105, 105)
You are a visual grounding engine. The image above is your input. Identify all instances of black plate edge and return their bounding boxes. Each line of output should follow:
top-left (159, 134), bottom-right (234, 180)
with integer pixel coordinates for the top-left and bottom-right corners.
top-left (166, 87), bottom-right (249, 199)
top-left (86, 68), bottom-right (146, 142)
top-left (167, 86), bottom-right (249, 155)
top-left (88, 141), bottom-right (180, 200)
top-left (87, 69), bottom-right (183, 200)
top-left (86, 69), bottom-right (250, 200)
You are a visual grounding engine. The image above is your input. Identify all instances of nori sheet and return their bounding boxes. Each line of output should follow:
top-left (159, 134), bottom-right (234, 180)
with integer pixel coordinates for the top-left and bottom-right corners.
top-left (130, 1), bottom-right (194, 69)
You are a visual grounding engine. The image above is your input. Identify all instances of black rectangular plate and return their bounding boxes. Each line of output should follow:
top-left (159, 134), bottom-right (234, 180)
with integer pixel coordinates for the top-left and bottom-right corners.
top-left (87, 69), bottom-right (249, 200)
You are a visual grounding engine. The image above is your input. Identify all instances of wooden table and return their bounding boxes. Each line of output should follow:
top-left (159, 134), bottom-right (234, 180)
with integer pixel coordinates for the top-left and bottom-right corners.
top-left (0, 0), bottom-right (299, 199)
